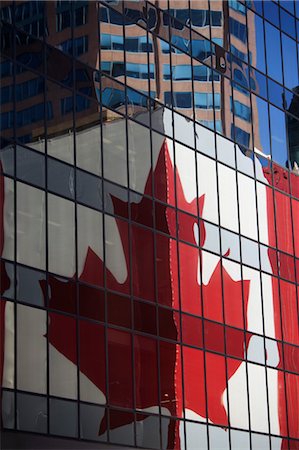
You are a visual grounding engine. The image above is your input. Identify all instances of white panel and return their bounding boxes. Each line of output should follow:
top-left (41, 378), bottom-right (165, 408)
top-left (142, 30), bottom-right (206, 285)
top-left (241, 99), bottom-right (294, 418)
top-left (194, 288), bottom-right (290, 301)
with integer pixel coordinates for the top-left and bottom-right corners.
top-left (197, 155), bottom-right (219, 225)
top-left (2, 177), bottom-right (14, 262)
top-left (2, 301), bottom-right (14, 389)
top-left (49, 345), bottom-right (77, 400)
top-left (175, 142), bottom-right (197, 202)
top-left (261, 273), bottom-right (276, 339)
top-left (217, 134), bottom-right (235, 168)
top-left (48, 193), bottom-right (75, 277)
top-left (185, 420), bottom-right (208, 450)
top-left (195, 122), bottom-right (216, 158)
top-left (267, 367), bottom-right (280, 435)
top-left (48, 133), bottom-right (74, 165)
top-left (17, 182), bottom-right (45, 270)
top-left (209, 425), bottom-right (230, 450)
top-left (252, 433), bottom-right (270, 450)
top-left (248, 363), bottom-right (269, 433)
top-left (174, 111), bottom-right (194, 148)
top-left (17, 304), bottom-right (47, 394)
top-left (128, 121), bottom-right (151, 193)
top-left (103, 117), bottom-right (127, 187)
top-left (241, 237), bottom-right (259, 269)
top-left (238, 172), bottom-right (258, 240)
top-left (224, 362), bottom-right (249, 430)
top-left (76, 125), bottom-right (101, 175)
top-left (231, 429), bottom-right (250, 449)
top-left (218, 163), bottom-right (238, 232)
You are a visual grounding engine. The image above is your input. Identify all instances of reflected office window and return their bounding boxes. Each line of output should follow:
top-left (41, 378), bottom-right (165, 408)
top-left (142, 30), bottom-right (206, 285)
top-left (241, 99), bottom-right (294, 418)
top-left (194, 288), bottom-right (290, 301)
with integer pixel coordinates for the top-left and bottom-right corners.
top-left (281, 33), bottom-right (298, 91)
top-left (231, 124), bottom-right (250, 148)
top-left (14, 1), bottom-right (46, 38)
top-left (56, 1), bottom-right (88, 31)
top-left (265, 21), bottom-right (282, 84)
top-left (228, 0), bottom-right (246, 14)
top-left (231, 99), bottom-right (251, 122)
top-left (59, 35), bottom-right (88, 57)
top-left (269, 105), bottom-right (288, 167)
top-left (164, 92), bottom-right (192, 109)
top-left (195, 93), bottom-right (220, 109)
top-left (229, 17), bottom-right (247, 43)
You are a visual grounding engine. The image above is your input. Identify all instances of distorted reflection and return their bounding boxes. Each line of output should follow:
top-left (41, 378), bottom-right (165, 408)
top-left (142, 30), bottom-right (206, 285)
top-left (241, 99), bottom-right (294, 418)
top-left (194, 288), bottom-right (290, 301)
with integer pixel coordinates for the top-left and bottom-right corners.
top-left (1, 1), bottom-right (299, 449)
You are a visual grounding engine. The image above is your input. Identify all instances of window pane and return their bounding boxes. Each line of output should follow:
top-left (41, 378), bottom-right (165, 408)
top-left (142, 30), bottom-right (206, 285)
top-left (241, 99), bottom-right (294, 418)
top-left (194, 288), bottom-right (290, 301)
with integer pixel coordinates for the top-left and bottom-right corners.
top-left (265, 21), bottom-right (282, 84)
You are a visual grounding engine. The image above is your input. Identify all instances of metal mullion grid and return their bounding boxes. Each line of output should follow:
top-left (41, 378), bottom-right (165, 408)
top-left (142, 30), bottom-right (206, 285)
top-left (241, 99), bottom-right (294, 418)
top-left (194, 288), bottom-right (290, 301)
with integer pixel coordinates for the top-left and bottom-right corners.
top-left (262, 8), bottom-right (282, 170)
top-left (265, 89), bottom-right (291, 450)
top-left (101, 0), bottom-right (218, 91)
top-left (278, 7), bottom-right (293, 178)
top-left (270, 185), bottom-right (292, 447)
top-left (122, 3), bottom-right (137, 445)
top-left (209, 2), bottom-right (233, 449)
top-left (38, 14), bottom-right (49, 436)
top-left (270, 7), bottom-right (292, 446)
top-left (278, 4), bottom-right (299, 347)
top-left (70, 1), bottom-right (81, 440)
top-left (99, 7), bottom-right (111, 444)
top-left (10, 7), bottom-right (18, 431)
top-left (242, 6), bottom-right (274, 448)
top-left (296, 8), bottom-right (299, 88)
top-left (227, 8), bottom-right (253, 449)
top-left (189, 2), bottom-right (210, 448)
top-left (144, 0), bottom-right (163, 446)
top-left (167, 2), bottom-right (188, 447)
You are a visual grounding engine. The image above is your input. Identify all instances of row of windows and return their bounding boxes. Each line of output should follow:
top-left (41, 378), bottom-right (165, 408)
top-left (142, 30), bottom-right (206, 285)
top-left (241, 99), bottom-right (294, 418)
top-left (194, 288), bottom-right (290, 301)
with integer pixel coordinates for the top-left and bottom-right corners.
top-left (56, 0), bottom-right (88, 31)
top-left (1, 46), bottom-right (298, 176)
top-left (163, 64), bottom-right (220, 82)
top-left (1, 65), bottom-right (297, 179)
top-left (3, 387), bottom-right (299, 447)
top-left (58, 35), bottom-right (88, 57)
top-left (0, 1), bottom-right (44, 24)
top-left (56, 4), bottom-right (88, 32)
top-left (100, 4), bottom-right (225, 31)
top-left (1, 7), bottom-right (298, 117)
top-left (164, 92), bottom-right (221, 110)
top-left (1, 286), bottom-right (299, 378)
top-left (1, 77), bottom-right (44, 104)
top-left (160, 35), bottom-right (223, 60)
top-left (1, 102), bottom-right (53, 130)
top-left (100, 87), bottom-right (155, 109)
top-left (60, 94), bottom-right (91, 115)
top-left (1, 17), bottom-right (299, 173)
top-left (2, 144), bottom-right (298, 268)
top-left (101, 61), bottom-right (155, 80)
top-left (0, 2), bottom-right (46, 38)
top-left (100, 2), bottom-right (299, 92)
top-left (231, 98), bottom-right (251, 122)
top-left (163, 9), bottom-right (222, 28)
top-left (100, 33), bottom-right (153, 52)
top-left (2, 248), bottom-right (298, 355)
top-left (99, 2), bottom-right (298, 45)
top-left (229, 16), bottom-right (247, 43)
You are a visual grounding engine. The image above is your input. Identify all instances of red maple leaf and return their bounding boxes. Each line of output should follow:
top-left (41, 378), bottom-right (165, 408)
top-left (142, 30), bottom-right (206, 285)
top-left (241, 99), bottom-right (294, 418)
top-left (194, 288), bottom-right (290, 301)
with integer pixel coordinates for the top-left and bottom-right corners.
top-left (42, 140), bottom-right (250, 447)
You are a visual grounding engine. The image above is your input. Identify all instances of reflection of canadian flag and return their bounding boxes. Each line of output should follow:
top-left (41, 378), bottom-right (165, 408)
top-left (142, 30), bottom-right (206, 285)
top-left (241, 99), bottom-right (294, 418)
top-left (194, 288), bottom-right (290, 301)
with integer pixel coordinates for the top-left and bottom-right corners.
top-left (1, 126), bottom-right (299, 448)
top-left (39, 142), bottom-right (251, 448)
top-left (263, 163), bottom-right (299, 447)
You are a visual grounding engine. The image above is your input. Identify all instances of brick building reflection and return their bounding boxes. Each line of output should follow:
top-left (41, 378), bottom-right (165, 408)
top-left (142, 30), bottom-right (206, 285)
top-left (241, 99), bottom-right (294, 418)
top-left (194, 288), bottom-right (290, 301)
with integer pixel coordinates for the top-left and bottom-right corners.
top-left (1, 0), bottom-right (261, 154)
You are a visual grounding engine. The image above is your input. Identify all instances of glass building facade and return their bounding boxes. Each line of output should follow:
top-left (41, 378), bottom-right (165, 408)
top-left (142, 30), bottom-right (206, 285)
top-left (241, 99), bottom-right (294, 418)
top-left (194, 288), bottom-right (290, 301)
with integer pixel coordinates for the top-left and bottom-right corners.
top-left (0, 1), bottom-right (299, 449)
